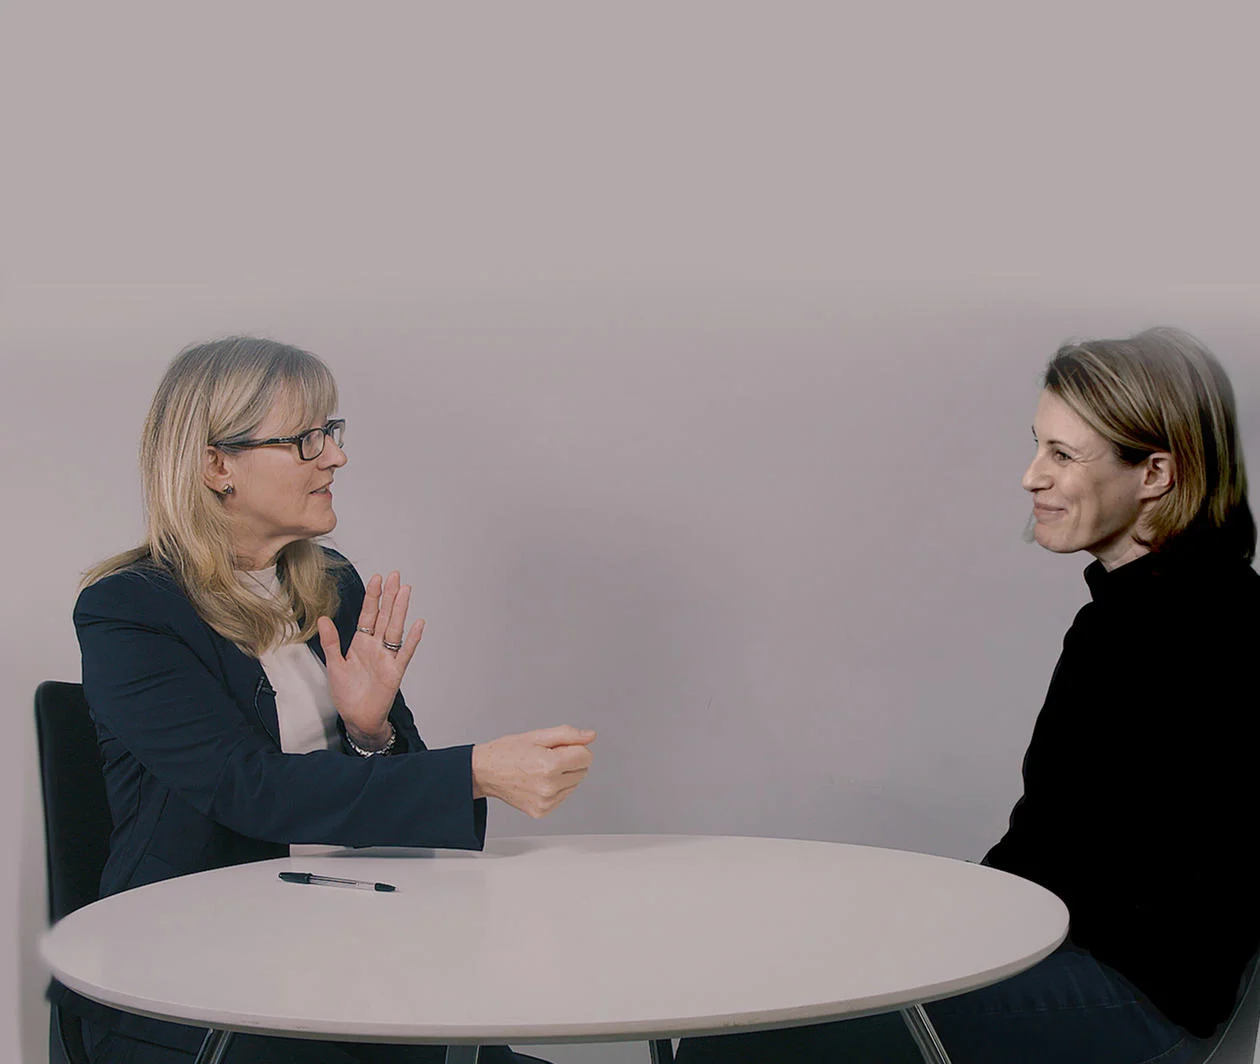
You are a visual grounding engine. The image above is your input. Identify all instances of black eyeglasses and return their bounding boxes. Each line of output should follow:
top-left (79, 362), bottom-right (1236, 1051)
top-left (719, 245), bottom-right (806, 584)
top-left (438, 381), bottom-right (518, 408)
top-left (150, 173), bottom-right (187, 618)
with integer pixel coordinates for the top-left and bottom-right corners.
top-left (214, 419), bottom-right (346, 461)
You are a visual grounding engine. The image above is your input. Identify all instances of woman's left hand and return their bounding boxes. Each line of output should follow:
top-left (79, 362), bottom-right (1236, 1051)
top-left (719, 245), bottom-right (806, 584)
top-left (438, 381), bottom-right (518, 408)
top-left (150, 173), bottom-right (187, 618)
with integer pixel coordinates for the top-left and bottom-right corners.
top-left (317, 571), bottom-right (425, 751)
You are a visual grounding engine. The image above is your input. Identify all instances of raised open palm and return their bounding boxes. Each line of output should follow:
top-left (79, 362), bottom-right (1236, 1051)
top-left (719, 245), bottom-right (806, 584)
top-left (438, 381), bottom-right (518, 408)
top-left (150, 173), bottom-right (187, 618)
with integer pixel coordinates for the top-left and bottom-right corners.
top-left (317, 570), bottom-right (425, 749)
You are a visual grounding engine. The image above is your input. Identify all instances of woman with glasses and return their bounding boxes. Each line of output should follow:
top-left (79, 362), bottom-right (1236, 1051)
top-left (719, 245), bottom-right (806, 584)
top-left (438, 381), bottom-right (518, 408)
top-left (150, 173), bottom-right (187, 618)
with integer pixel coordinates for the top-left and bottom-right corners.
top-left (677, 327), bottom-right (1259, 1064)
top-left (65, 337), bottom-right (594, 1064)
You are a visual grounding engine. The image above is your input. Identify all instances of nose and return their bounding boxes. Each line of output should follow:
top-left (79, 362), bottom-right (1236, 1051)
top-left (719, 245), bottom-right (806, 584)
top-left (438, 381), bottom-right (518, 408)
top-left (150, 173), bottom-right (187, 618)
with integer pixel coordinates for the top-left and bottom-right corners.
top-left (320, 438), bottom-right (348, 470)
top-left (1022, 451), bottom-right (1050, 493)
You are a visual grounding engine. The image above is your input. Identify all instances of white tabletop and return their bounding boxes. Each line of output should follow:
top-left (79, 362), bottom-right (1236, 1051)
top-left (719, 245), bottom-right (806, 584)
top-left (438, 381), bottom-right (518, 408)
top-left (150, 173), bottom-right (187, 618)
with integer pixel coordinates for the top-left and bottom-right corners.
top-left (41, 834), bottom-right (1068, 1045)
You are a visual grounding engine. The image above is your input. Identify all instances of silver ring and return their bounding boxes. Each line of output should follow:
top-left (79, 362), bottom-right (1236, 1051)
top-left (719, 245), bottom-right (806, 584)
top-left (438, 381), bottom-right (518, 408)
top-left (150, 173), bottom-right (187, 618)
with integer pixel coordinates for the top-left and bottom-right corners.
top-left (382, 639), bottom-right (404, 652)
top-left (355, 626), bottom-right (373, 635)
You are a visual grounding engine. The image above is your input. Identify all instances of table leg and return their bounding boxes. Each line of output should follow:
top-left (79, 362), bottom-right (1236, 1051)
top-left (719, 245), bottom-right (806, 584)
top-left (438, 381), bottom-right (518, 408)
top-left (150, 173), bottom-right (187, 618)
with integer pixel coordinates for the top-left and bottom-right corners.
top-left (192, 1028), bottom-right (235, 1064)
top-left (444, 1046), bottom-right (481, 1064)
top-left (649, 1038), bottom-right (675, 1063)
top-left (900, 1005), bottom-right (952, 1064)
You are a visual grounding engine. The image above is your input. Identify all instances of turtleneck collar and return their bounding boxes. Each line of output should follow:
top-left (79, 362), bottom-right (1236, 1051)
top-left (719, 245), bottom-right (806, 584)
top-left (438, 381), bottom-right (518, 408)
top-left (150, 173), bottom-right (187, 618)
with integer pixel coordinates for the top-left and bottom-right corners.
top-left (1083, 550), bottom-right (1169, 603)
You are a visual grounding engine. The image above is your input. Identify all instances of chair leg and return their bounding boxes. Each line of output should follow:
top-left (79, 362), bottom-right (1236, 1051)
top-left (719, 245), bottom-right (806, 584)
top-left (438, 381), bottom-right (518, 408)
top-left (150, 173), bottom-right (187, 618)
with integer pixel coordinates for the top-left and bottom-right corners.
top-left (192, 1027), bottom-right (236, 1064)
top-left (900, 1005), bottom-right (953, 1064)
top-left (649, 1038), bottom-right (675, 1063)
top-left (51, 1003), bottom-right (89, 1064)
top-left (49, 1007), bottom-right (70, 1064)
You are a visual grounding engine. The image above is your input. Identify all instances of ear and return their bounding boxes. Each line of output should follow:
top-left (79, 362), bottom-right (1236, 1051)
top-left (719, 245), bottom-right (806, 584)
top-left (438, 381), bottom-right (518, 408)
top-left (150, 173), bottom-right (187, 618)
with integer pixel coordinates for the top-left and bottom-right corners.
top-left (1138, 451), bottom-right (1175, 501)
top-left (202, 446), bottom-right (234, 496)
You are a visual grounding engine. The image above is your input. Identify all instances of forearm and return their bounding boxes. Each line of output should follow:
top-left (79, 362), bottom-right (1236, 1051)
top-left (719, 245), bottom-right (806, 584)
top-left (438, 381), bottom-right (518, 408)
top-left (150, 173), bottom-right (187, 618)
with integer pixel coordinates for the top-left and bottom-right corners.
top-left (210, 743), bottom-right (486, 849)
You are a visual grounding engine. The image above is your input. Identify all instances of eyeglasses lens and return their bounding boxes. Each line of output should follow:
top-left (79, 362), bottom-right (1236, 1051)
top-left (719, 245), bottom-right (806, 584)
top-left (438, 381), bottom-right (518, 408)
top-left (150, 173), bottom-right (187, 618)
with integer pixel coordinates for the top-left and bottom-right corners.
top-left (300, 421), bottom-right (344, 460)
top-left (300, 428), bottom-right (327, 461)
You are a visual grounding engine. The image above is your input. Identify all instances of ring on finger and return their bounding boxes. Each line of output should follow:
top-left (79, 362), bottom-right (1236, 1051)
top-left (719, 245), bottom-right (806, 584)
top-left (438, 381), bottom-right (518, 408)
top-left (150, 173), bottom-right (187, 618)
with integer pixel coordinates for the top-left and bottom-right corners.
top-left (356, 625), bottom-right (373, 635)
top-left (382, 639), bottom-right (404, 652)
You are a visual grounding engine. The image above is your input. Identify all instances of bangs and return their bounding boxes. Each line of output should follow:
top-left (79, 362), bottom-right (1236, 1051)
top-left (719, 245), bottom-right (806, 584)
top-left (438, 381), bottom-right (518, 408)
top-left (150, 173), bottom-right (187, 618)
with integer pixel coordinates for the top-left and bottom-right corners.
top-left (192, 337), bottom-right (340, 444)
top-left (271, 349), bottom-right (340, 432)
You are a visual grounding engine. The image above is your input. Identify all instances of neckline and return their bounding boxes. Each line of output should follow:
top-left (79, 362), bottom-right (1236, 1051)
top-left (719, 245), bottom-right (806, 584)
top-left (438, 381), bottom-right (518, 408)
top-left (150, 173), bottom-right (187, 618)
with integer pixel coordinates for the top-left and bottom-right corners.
top-left (1084, 551), bottom-right (1160, 599)
top-left (238, 566), bottom-right (280, 597)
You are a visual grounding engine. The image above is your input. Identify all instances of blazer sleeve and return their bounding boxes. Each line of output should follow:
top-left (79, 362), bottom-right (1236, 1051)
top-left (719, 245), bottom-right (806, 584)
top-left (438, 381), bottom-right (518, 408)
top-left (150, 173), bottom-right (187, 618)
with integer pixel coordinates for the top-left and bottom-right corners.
top-left (75, 567), bottom-right (487, 851)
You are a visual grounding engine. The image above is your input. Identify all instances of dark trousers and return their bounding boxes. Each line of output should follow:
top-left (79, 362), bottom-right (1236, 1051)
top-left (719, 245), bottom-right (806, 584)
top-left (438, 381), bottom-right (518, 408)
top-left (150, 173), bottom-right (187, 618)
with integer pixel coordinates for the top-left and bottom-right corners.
top-left (675, 944), bottom-right (1205, 1064)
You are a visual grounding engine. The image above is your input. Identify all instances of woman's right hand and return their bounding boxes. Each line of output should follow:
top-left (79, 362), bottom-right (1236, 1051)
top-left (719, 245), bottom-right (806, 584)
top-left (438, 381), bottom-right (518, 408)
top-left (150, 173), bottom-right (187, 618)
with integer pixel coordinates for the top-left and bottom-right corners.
top-left (471, 725), bottom-right (596, 818)
top-left (318, 571), bottom-right (425, 751)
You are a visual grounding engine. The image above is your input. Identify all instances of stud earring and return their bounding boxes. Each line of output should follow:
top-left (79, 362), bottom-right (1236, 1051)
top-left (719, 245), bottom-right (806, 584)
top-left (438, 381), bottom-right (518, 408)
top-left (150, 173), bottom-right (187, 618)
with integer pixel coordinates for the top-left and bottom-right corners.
top-left (222, 485), bottom-right (235, 496)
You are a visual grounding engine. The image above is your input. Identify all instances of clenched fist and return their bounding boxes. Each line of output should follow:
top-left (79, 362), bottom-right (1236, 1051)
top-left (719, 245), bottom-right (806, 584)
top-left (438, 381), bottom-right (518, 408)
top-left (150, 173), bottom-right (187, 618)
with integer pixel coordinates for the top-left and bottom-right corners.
top-left (471, 725), bottom-right (596, 819)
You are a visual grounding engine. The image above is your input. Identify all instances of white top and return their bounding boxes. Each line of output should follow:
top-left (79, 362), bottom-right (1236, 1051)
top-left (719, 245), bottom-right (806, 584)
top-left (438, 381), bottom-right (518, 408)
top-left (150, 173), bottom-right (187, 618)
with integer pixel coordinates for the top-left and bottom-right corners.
top-left (41, 834), bottom-right (1069, 1045)
top-left (239, 566), bottom-right (343, 858)
top-left (237, 566), bottom-right (340, 756)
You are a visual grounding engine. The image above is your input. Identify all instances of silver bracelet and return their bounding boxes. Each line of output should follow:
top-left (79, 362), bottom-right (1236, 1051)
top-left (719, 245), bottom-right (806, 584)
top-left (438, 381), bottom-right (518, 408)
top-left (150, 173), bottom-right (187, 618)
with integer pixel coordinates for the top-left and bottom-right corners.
top-left (346, 723), bottom-right (397, 757)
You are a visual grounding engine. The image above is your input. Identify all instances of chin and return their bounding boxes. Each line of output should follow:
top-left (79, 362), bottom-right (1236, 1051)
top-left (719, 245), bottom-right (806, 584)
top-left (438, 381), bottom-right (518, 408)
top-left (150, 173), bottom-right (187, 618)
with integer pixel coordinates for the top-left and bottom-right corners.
top-left (300, 517), bottom-right (337, 540)
top-left (1033, 528), bottom-right (1080, 555)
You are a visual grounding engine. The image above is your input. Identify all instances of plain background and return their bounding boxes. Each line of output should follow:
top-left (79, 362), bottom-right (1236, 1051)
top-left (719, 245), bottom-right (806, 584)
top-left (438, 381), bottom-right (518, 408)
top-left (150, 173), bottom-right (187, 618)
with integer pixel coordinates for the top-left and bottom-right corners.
top-left (4, 3), bottom-right (1260, 1062)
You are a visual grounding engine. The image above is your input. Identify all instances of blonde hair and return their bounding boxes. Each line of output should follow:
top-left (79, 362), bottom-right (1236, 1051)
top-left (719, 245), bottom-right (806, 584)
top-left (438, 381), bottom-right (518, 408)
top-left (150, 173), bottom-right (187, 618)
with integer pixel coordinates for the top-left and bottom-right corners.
top-left (1045, 326), bottom-right (1255, 561)
top-left (84, 337), bottom-right (345, 655)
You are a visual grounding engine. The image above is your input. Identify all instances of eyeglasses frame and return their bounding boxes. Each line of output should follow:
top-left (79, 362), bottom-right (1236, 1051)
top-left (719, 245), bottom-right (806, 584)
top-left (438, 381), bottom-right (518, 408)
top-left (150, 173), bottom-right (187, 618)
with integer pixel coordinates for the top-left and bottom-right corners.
top-left (212, 418), bottom-right (346, 462)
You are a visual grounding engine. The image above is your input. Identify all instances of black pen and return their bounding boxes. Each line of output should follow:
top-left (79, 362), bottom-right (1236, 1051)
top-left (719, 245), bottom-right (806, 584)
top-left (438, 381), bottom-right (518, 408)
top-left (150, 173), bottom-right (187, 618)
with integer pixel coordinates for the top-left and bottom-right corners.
top-left (279, 871), bottom-right (396, 892)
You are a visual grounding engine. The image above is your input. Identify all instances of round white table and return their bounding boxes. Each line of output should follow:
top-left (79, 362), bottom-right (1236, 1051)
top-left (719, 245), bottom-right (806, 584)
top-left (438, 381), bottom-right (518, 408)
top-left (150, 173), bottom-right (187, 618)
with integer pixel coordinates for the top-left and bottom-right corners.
top-left (41, 834), bottom-right (1068, 1064)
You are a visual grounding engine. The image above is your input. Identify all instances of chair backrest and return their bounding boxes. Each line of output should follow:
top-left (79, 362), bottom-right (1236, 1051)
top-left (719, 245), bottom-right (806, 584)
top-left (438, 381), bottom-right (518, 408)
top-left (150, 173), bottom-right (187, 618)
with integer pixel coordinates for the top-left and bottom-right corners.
top-left (34, 680), bottom-right (112, 924)
top-left (1189, 952), bottom-right (1260, 1064)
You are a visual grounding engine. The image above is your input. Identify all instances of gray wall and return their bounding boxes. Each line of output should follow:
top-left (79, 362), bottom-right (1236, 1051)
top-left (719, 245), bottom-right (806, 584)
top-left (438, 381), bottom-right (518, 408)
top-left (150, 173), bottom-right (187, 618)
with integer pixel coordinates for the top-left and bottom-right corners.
top-left (4, 3), bottom-right (1260, 1062)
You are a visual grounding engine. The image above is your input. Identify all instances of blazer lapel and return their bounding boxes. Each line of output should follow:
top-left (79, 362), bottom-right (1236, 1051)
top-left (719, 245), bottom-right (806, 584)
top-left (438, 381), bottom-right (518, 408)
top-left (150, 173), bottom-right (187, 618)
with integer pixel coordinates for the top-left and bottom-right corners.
top-left (215, 633), bottom-right (282, 747)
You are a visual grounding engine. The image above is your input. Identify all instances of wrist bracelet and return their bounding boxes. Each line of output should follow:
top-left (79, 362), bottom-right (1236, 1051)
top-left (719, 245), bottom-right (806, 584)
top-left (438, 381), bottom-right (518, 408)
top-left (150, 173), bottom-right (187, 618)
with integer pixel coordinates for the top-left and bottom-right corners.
top-left (347, 723), bottom-right (397, 757)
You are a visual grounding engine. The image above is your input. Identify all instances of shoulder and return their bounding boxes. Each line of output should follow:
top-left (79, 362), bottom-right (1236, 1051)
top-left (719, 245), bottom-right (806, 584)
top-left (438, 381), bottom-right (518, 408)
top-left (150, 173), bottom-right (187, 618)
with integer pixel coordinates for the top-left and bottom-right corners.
top-left (319, 546), bottom-right (363, 592)
top-left (1140, 558), bottom-right (1260, 669)
top-left (1162, 555), bottom-right (1258, 609)
top-left (75, 562), bottom-right (190, 622)
top-left (318, 545), bottom-right (368, 617)
top-left (1070, 555), bottom-right (1258, 650)
top-left (1190, 560), bottom-right (1260, 635)
top-left (72, 562), bottom-right (222, 655)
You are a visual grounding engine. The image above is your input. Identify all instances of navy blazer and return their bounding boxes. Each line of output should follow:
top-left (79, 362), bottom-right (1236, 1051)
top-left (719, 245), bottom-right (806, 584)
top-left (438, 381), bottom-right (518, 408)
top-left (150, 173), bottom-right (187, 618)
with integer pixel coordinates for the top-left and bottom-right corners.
top-left (61, 548), bottom-right (487, 1052)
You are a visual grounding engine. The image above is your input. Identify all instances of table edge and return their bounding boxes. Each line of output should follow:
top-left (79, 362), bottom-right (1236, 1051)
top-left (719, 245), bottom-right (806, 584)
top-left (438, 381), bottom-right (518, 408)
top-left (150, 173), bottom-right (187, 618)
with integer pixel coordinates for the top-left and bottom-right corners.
top-left (46, 926), bottom-right (1068, 1045)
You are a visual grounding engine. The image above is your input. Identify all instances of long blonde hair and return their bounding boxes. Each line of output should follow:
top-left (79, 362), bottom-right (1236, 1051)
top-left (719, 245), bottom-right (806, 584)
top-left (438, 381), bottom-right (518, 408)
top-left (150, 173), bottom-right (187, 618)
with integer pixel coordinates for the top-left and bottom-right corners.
top-left (84, 337), bottom-right (344, 656)
top-left (1045, 326), bottom-right (1255, 562)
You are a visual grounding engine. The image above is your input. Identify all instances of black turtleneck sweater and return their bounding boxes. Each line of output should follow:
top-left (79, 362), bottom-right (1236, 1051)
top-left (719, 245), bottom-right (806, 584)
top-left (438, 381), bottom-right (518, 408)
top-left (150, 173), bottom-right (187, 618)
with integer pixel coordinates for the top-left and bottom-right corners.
top-left (984, 548), bottom-right (1260, 1037)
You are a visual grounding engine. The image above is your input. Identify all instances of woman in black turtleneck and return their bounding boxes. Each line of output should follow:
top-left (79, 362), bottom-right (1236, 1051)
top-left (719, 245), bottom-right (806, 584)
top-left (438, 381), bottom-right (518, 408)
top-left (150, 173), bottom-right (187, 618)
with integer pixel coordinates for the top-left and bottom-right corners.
top-left (677, 326), bottom-right (1259, 1064)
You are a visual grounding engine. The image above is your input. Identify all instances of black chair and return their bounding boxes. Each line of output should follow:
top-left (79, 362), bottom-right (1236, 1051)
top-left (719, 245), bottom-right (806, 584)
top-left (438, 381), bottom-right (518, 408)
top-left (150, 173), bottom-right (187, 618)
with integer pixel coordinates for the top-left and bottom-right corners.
top-left (35, 680), bottom-right (113, 1064)
top-left (1190, 951), bottom-right (1260, 1063)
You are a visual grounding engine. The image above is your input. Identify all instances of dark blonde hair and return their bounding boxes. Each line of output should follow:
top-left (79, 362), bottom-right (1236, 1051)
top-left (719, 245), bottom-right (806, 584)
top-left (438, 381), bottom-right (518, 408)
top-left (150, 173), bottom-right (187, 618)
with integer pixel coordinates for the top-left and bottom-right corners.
top-left (1046, 326), bottom-right (1254, 562)
top-left (84, 337), bottom-right (344, 655)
